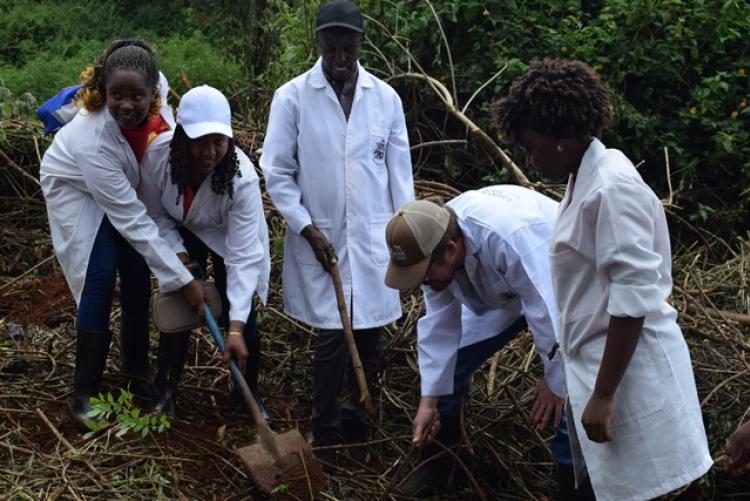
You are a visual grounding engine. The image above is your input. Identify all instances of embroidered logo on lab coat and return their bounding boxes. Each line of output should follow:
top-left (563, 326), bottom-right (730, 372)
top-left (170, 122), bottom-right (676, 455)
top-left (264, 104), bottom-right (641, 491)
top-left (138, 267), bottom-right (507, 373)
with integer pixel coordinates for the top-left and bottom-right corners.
top-left (373, 139), bottom-right (385, 163)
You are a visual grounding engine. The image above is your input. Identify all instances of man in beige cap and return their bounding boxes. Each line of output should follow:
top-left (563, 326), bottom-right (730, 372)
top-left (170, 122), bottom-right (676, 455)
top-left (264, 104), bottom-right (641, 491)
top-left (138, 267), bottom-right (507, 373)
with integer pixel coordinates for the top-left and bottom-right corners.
top-left (385, 185), bottom-right (586, 498)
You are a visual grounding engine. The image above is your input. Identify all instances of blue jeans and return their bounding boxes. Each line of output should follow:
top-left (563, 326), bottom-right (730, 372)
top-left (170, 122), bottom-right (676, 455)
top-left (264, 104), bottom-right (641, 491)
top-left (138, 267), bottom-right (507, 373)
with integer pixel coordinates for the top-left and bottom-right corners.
top-left (437, 315), bottom-right (572, 465)
top-left (76, 217), bottom-right (150, 332)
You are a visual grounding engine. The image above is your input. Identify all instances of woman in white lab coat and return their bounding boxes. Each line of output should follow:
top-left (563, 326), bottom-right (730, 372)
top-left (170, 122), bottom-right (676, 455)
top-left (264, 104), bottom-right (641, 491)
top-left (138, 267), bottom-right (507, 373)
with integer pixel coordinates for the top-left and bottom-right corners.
top-left (491, 59), bottom-right (712, 501)
top-left (139, 85), bottom-right (271, 416)
top-left (40, 39), bottom-right (204, 429)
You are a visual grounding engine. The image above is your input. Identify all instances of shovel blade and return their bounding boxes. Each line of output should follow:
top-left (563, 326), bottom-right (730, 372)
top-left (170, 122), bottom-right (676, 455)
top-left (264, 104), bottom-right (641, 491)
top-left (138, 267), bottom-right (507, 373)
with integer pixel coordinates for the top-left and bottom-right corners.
top-left (236, 429), bottom-right (314, 494)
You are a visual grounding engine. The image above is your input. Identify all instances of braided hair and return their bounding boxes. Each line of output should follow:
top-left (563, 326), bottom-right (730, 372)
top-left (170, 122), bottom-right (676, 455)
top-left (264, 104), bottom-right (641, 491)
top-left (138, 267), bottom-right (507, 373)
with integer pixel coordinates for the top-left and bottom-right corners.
top-left (76, 38), bottom-right (161, 116)
top-left (169, 125), bottom-right (242, 205)
top-left (491, 59), bottom-right (612, 142)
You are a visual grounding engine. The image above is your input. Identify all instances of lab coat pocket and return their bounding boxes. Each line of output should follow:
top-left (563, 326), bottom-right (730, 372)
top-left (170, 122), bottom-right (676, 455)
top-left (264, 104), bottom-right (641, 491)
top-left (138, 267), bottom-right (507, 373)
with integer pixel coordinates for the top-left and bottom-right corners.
top-left (369, 212), bottom-right (391, 265)
top-left (295, 217), bottom-right (334, 267)
top-left (369, 127), bottom-right (388, 167)
top-left (550, 248), bottom-right (599, 322)
top-left (608, 339), bottom-right (666, 427)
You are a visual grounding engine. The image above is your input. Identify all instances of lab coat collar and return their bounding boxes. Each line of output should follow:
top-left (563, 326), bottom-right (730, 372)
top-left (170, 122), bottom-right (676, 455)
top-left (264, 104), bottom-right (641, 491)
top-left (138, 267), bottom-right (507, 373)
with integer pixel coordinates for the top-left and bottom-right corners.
top-left (455, 218), bottom-right (481, 286)
top-left (561, 137), bottom-right (607, 211)
top-left (102, 107), bottom-right (122, 138)
top-left (577, 137), bottom-right (607, 183)
top-left (309, 58), bottom-right (374, 90)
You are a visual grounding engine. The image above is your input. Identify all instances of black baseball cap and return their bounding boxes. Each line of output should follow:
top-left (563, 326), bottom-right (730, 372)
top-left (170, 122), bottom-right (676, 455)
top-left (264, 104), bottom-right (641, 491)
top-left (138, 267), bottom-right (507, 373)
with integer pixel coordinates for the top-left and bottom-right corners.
top-left (316, 0), bottom-right (364, 33)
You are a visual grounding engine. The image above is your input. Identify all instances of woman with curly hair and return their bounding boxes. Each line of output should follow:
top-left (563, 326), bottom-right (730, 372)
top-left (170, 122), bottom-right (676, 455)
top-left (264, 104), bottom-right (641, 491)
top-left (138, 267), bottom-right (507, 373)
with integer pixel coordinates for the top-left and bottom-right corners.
top-left (140, 86), bottom-right (270, 416)
top-left (40, 38), bottom-right (205, 429)
top-left (492, 59), bottom-right (712, 500)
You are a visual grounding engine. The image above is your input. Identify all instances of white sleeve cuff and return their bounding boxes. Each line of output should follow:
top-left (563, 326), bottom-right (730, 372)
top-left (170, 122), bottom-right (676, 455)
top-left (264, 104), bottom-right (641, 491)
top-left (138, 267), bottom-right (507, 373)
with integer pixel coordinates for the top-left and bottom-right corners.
top-left (542, 357), bottom-right (566, 398)
top-left (608, 282), bottom-right (663, 318)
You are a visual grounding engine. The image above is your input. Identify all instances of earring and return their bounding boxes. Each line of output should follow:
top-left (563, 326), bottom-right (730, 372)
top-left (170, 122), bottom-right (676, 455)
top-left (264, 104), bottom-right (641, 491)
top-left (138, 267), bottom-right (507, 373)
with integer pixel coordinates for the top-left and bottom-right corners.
top-left (556, 144), bottom-right (564, 152)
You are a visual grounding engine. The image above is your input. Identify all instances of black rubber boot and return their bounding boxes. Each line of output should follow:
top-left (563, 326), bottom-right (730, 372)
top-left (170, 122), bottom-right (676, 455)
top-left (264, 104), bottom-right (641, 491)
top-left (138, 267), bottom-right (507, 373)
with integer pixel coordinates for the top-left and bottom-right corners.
top-left (397, 415), bottom-right (462, 498)
top-left (558, 463), bottom-right (596, 501)
top-left (119, 312), bottom-right (155, 401)
top-left (153, 331), bottom-right (190, 418)
top-left (70, 329), bottom-right (112, 431)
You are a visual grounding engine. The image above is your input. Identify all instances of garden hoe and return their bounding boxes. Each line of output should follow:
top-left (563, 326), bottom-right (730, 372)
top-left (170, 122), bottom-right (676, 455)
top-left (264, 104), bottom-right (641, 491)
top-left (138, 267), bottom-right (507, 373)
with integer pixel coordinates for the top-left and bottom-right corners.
top-left (203, 305), bottom-right (323, 496)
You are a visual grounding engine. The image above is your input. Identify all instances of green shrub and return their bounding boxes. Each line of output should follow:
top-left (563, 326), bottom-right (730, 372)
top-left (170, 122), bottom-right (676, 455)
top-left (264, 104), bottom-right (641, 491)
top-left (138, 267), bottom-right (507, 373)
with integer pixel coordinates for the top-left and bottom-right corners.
top-left (344, 0), bottom-right (750, 233)
top-left (157, 31), bottom-right (244, 96)
top-left (0, 0), bottom-right (238, 101)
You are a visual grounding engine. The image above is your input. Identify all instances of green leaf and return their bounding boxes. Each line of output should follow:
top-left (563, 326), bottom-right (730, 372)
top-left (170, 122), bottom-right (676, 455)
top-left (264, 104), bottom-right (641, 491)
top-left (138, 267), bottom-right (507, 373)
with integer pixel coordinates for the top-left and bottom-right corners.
top-left (270, 483), bottom-right (289, 494)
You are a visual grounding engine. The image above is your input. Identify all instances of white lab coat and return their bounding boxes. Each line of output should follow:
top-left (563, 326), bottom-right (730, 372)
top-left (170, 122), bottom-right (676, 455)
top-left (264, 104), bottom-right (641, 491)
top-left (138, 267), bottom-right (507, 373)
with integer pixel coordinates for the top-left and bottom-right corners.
top-left (139, 138), bottom-right (271, 323)
top-left (40, 106), bottom-right (193, 304)
top-left (550, 138), bottom-right (712, 501)
top-left (418, 186), bottom-right (564, 398)
top-left (260, 59), bottom-right (414, 329)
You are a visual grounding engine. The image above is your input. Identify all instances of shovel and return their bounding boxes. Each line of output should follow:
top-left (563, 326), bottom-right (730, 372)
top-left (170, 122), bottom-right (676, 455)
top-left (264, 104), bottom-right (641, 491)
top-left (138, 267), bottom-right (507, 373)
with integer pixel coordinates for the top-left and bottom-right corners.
top-left (330, 263), bottom-right (375, 416)
top-left (203, 304), bottom-right (322, 495)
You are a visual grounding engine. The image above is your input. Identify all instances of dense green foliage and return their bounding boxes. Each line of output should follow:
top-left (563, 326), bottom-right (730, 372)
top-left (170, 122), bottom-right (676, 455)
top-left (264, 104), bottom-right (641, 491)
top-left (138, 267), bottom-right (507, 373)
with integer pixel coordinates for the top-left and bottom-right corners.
top-left (350, 0), bottom-right (750, 232)
top-left (0, 1), bottom-right (243, 105)
top-left (1, 0), bottom-right (748, 232)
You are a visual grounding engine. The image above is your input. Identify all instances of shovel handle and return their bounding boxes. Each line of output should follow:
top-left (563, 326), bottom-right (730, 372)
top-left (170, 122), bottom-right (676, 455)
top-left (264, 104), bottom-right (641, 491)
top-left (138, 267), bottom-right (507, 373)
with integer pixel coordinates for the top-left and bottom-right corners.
top-left (204, 304), bottom-right (284, 465)
top-left (330, 263), bottom-right (376, 416)
top-left (203, 305), bottom-right (270, 427)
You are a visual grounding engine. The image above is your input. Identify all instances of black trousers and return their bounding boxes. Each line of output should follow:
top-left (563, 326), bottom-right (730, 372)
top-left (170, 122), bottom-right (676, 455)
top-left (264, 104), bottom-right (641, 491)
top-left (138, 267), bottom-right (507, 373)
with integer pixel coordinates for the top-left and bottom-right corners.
top-left (312, 326), bottom-right (382, 445)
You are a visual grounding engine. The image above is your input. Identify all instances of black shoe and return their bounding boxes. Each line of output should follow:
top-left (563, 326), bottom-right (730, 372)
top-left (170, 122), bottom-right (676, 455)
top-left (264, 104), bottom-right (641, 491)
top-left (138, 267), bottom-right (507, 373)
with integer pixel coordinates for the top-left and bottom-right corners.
top-left (558, 463), bottom-right (596, 501)
top-left (70, 329), bottom-right (112, 431)
top-left (341, 413), bottom-right (369, 465)
top-left (314, 446), bottom-right (339, 474)
top-left (313, 426), bottom-right (342, 474)
top-left (153, 330), bottom-right (190, 418)
top-left (119, 311), bottom-right (156, 401)
top-left (396, 415), bottom-right (461, 498)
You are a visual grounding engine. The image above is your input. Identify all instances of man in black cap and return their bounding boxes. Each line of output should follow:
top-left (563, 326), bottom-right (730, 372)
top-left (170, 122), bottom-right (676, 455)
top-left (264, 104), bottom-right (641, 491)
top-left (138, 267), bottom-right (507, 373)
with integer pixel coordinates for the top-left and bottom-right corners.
top-left (260, 0), bottom-right (414, 470)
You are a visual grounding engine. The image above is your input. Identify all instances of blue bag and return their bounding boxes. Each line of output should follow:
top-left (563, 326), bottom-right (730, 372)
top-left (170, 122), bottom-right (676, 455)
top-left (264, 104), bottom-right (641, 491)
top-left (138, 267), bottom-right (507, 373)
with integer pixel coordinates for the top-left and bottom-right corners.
top-left (36, 84), bottom-right (83, 135)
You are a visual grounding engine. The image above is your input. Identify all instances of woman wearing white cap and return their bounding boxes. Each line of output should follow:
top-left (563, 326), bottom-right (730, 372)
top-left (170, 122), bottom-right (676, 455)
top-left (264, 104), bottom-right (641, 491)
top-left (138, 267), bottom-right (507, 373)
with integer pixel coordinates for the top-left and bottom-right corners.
top-left (139, 85), bottom-right (271, 416)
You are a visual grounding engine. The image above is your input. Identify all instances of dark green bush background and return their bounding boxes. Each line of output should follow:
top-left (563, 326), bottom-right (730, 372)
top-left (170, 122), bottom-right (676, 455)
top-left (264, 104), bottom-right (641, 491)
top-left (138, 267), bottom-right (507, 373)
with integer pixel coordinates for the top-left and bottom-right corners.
top-left (1, 0), bottom-right (748, 233)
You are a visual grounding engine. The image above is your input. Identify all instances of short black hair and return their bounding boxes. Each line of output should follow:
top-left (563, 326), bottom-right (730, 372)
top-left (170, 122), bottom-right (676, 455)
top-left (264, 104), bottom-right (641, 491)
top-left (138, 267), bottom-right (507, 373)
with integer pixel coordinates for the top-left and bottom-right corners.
top-left (169, 125), bottom-right (241, 204)
top-left (491, 59), bottom-right (612, 141)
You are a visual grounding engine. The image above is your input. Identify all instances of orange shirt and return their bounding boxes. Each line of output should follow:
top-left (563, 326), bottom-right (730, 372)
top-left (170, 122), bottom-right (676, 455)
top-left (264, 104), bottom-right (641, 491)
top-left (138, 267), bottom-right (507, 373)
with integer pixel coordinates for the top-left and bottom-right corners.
top-left (121, 114), bottom-right (170, 163)
top-left (182, 184), bottom-right (196, 220)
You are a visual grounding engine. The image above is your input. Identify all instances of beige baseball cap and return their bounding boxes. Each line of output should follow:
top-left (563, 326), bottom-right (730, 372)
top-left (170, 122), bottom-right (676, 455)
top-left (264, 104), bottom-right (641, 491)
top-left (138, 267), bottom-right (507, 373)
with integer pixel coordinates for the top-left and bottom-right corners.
top-left (384, 200), bottom-right (450, 290)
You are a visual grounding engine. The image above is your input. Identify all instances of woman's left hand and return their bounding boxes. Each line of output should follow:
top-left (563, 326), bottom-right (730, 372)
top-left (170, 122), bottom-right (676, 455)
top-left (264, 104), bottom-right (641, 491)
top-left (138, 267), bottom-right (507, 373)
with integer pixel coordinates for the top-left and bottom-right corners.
top-left (581, 392), bottom-right (614, 443)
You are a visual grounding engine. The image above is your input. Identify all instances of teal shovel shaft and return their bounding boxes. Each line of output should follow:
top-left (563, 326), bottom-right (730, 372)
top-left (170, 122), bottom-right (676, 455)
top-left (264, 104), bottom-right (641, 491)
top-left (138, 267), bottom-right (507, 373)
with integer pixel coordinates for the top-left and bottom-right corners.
top-left (203, 304), bottom-right (267, 426)
top-left (203, 303), bottom-right (283, 463)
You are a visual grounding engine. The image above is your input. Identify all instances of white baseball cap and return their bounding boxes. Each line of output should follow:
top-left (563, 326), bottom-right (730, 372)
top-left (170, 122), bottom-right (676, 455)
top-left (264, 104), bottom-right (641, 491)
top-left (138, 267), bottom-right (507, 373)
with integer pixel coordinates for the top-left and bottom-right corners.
top-left (176, 85), bottom-right (233, 139)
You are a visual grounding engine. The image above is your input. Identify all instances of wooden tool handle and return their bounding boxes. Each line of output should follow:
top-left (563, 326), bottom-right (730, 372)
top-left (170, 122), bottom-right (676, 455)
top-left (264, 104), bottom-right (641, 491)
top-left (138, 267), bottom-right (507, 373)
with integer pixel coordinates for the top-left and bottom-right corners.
top-left (330, 263), bottom-right (376, 416)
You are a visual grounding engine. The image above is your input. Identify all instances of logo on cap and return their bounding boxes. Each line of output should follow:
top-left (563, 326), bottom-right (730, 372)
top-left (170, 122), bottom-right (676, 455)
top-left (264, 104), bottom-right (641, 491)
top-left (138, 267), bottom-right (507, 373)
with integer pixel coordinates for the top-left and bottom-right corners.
top-left (389, 243), bottom-right (407, 262)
